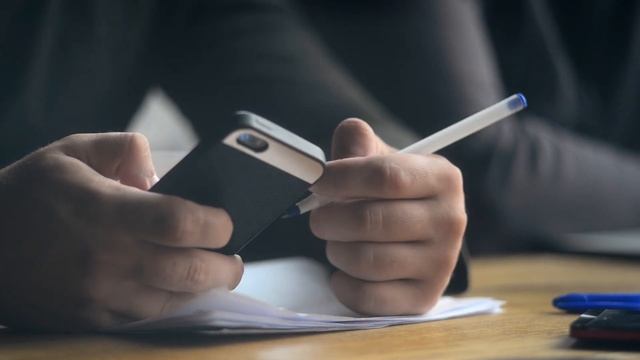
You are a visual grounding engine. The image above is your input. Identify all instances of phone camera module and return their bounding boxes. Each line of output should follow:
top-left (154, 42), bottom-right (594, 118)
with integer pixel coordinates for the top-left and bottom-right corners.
top-left (236, 133), bottom-right (269, 153)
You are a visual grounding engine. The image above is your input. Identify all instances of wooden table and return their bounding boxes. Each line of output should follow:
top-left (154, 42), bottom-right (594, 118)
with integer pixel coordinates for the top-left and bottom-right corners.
top-left (2, 254), bottom-right (640, 359)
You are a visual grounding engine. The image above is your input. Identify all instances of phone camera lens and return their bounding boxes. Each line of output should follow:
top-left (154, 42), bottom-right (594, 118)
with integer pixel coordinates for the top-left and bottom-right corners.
top-left (236, 133), bottom-right (269, 153)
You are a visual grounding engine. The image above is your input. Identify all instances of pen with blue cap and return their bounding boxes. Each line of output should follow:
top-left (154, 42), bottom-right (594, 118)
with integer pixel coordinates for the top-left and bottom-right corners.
top-left (284, 93), bottom-right (528, 217)
top-left (553, 293), bottom-right (640, 313)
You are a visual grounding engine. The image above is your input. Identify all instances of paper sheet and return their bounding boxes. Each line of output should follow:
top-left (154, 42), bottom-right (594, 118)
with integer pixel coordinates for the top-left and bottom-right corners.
top-left (115, 257), bottom-right (502, 334)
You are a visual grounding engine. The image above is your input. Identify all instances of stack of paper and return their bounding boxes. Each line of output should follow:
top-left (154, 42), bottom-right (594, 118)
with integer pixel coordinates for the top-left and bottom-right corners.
top-left (115, 257), bottom-right (502, 334)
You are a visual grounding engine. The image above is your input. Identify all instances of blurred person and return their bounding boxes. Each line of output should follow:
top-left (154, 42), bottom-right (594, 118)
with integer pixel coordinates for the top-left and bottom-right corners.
top-left (297, 0), bottom-right (640, 252)
top-left (5, 0), bottom-right (637, 332)
top-left (0, 0), bottom-right (467, 330)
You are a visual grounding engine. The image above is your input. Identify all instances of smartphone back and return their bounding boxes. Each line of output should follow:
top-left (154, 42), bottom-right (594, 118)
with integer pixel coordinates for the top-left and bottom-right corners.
top-left (152, 112), bottom-right (325, 254)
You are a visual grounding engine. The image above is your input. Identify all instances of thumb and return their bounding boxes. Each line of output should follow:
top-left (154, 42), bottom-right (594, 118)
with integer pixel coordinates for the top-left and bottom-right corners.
top-left (57, 132), bottom-right (158, 190)
top-left (331, 118), bottom-right (392, 160)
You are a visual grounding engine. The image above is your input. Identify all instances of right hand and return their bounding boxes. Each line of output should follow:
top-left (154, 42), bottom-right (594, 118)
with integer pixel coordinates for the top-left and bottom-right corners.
top-left (0, 133), bottom-right (242, 331)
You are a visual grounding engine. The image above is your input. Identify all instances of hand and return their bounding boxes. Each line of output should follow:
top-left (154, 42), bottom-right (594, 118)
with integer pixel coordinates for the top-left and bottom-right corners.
top-left (0, 133), bottom-right (242, 331)
top-left (310, 119), bottom-right (466, 315)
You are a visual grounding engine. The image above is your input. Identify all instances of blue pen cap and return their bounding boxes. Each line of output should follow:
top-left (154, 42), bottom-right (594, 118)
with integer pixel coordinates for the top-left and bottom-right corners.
top-left (507, 93), bottom-right (527, 111)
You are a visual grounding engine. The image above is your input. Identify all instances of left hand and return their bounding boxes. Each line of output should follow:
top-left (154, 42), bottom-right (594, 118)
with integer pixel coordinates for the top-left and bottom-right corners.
top-left (310, 119), bottom-right (466, 315)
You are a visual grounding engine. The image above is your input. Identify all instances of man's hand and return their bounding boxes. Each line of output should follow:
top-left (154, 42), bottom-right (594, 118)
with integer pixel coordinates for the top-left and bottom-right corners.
top-left (0, 133), bottom-right (242, 331)
top-left (310, 119), bottom-right (466, 315)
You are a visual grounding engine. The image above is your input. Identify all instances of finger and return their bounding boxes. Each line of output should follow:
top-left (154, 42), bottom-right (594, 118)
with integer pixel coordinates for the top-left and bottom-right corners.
top-left (330, 272), bottom-right (441, 316)
top-left (74, 306), bottom-right (137, 330)
top-left (56, 132), bottom-right (157, 190)
top-left (111, 190), bottom-right (234, 249)
top-left (101, 280), bottom-right (196, 321)
top-left (311, 198), bottom-right (466, 242)
top-left (331, 118), bottom-right (392, 159)
top-left (325, 241), bottom-right (429, 281)
top-left (136, 245), bottom-right (244, 292)
top-left (311, 153), bottom-right (463, 200)
top-left (326, 238), bottom-right (462, 283)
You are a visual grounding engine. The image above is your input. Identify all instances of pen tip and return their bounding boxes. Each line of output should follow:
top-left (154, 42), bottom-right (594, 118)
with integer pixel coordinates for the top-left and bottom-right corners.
top-left (281, 206), bottom-right (301, 219)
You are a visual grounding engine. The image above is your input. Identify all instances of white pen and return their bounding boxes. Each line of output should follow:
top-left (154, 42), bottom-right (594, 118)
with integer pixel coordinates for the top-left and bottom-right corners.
top-left (284, 93), bottom-right (528, 218)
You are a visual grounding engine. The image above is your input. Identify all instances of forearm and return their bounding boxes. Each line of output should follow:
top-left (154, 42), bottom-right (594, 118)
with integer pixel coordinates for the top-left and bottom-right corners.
top-left (449, 115), bottom-right (640, 238)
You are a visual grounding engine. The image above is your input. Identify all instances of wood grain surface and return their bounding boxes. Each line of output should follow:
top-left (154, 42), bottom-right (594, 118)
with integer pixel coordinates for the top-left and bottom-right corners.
top-left (2, 254), bottom-right (640, 360)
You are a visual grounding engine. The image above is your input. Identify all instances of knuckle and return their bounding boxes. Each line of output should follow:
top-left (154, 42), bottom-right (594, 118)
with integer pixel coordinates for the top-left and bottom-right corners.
top-left (128, 132), bottom-right (150, 148)
top-left (159, 198), bottom-right (195, 245)
top-left (54, 133), bottom-right (91, 153)
top-left (442, 206), bottom-right (468, 240)
top-left (29, 148), bottom-right (64, 170)
top-left (61, 133), bottom-right (89, 145)
top-left (453, 207), bottom-right (468, 235)
top-left (182, 257), bottom-right (210, 291)
top-left (17, 152), bottom-right (60, 183)
top-left (378, 158), bottom-right (413, 194)
top-left (441, 162), bottom-right (464, 193)
top-left (126, 132), bottom-right (152, 158)
top-left (354, 245), bottom-right (396, 280)
top-left (360, 203), bottom-right (384, 235)
top-left (166, 214), bottom-right (190, 246)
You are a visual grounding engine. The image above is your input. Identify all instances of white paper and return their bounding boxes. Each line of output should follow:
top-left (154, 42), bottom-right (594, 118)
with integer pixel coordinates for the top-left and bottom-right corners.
top-left (114, 257), bottom-right (502, 334)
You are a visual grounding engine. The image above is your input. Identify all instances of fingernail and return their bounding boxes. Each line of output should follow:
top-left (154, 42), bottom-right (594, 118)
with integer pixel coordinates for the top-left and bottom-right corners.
top-left (151, 175), bottom-right (160, 185)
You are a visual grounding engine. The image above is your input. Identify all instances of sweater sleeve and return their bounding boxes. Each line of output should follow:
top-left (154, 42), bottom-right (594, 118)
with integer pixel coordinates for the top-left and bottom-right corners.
top-left (451, 113), bottom-right (640, 236)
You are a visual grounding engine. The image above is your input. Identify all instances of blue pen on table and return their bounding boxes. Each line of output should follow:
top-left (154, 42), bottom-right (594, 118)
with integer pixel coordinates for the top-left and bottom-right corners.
top-left (283, 93), bottom-right (528, 218)
top-left (553, 293), bottom-right (640, 313)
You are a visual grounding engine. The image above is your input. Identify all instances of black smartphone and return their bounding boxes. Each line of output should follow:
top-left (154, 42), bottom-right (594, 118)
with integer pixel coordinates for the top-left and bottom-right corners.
top-left (571, 309), bottom-right (640, 342)
top-left (151, 111), bottom-right (325, 255)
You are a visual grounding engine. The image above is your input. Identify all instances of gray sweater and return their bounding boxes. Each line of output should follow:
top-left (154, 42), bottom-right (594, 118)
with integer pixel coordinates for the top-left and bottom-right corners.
top-left (1, 0), bottom-right (639, 256)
